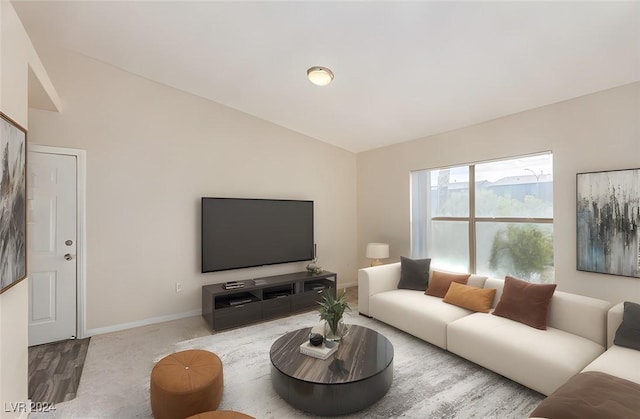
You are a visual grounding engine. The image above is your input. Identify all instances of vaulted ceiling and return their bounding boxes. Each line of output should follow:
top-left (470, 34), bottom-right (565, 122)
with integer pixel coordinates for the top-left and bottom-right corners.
top-left (13, 1), bottom-right (640, 153)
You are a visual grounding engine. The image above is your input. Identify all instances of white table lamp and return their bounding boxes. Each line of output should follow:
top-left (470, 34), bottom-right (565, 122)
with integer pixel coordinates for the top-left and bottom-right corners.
top-left (366, 243), bottom-right (389, 266)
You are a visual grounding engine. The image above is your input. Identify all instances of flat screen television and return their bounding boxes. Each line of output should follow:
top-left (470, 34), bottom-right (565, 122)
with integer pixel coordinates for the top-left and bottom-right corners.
top-left (201, 198), bottom-right (314, 273)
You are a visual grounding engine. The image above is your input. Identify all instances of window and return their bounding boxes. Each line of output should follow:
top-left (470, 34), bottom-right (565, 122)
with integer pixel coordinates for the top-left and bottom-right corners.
top-left (411, 153), bottom-right (554, 283)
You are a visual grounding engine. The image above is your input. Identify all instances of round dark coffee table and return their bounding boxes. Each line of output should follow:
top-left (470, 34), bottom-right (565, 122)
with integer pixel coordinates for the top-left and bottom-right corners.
top-left (269, 324), bottom-right (394, 416)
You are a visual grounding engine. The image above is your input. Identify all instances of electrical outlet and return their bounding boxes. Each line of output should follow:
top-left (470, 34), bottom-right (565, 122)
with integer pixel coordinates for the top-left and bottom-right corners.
top-left (176, 282), bottom-right (182, 293)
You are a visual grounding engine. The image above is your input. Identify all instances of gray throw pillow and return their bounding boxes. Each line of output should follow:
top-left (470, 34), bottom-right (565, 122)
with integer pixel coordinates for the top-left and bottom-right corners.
top-left (397, 257), bottom-right (431, 291)
top-left (614, 301), bottom-right (640, 351)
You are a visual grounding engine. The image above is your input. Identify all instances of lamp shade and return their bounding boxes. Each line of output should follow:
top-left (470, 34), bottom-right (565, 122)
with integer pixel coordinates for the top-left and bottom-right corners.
top-left (366, 243), bottom-right (389, 259)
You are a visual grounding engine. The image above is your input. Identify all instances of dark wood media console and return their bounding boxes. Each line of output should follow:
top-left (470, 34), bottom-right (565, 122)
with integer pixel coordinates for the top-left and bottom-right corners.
top-left (202, 271), bottom-right (337, 331)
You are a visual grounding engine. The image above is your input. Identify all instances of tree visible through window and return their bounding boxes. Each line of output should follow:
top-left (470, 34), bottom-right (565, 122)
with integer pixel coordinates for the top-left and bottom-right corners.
top-left (411, 153), bottom-right (554, 283)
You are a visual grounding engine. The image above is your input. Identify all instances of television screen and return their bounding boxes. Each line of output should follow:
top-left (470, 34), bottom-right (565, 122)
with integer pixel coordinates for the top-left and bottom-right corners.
top-left (201, 198), bottom-right (314, 273)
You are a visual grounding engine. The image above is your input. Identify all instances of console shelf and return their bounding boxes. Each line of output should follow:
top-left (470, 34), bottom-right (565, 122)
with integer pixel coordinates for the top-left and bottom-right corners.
top-left (202, 271), bottom-right (337, 331)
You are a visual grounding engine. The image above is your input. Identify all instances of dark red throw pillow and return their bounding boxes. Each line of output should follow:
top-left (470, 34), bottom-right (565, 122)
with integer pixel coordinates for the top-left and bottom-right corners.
top-left (492, 276), bottom-right (557, 330)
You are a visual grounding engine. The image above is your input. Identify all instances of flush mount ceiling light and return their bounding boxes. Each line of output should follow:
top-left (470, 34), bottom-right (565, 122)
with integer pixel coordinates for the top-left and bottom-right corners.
top-left (307, 66), bottom-right (334, 86)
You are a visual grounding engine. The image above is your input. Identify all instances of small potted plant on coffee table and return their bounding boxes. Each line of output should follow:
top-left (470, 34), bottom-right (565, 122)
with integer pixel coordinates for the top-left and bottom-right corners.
top-left (318, 289), bottom-right (351, 342)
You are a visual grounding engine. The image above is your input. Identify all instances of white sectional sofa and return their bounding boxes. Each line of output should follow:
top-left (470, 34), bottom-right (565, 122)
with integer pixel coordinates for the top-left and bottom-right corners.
top-left (447, 287), bottom-right (609, 395)
top-left (528, 301), bottom-right (640, 418)
top-left (358, 262), bottom-right (612, 396)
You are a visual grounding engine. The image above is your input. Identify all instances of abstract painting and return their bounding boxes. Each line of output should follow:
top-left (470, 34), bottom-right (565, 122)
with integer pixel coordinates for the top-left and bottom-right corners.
top-left (0, 112), bottom-right (27, 293)
top-left (577, 168), bottom-right (640, 278)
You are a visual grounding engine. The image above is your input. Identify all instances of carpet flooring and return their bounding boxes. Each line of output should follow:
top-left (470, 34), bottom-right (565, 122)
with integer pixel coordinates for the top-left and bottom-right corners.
top-left (28, 338), bottom-right (91, 404)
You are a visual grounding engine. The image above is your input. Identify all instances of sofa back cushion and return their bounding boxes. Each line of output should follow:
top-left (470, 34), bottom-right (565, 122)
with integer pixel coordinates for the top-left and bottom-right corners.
top-left (467, 274), bottom-right (488, 289)
top-left (483, 277), bottom-right (610, 345)
top-left (425, 271), bottom-right (470, 298)
top-left (483, 278), bottom-right (505, 308)
top-left (429, 268), bottom-right (487, 288)
top-left (492, 276), bottom-right (557, 330)
top-left (484, 278), bottom-right (608, 347)
top-left (547, 291), bottom-right (610, 347)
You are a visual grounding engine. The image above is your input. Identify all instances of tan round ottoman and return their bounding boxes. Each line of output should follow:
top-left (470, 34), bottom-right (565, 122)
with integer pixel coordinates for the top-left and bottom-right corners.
top-left (185, 411), bottom-right (255, 419)
top-left (150, 349), bottom-right (223, 419)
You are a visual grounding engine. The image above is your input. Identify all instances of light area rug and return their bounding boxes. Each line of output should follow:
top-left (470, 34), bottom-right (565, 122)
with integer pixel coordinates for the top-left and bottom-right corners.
top-left (175, 311), bottom-right (544, 418)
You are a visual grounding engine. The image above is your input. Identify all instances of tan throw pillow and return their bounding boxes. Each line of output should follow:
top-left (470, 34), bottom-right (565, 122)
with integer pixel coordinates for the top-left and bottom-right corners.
top-left (425, 271), bottom-right (470, 298)
top-left (443, 282), bottom-right (497, 313)
top-left (492, 276), bottom-right (557, 330)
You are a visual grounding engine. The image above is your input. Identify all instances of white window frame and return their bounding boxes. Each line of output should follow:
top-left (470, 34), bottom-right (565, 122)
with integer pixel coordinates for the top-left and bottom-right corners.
top-left (411, 152), bottom-right (553, 279)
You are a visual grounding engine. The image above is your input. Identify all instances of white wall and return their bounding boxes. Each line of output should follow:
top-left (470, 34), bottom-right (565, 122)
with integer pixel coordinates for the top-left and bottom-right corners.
top-left (1, 3), bottom-right (30, 417)
top-left (0, 2), bottom-right (59, 418)
top-left (20, 20), bottom-right (640, 336)
top-left (358, 83), bottom-right (640, 305)
top-left (27, 48), bottom-right (358, 334)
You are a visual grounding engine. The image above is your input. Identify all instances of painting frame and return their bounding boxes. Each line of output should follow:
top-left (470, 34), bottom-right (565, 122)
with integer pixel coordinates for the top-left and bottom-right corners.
top-left (577, 168), bottom-right (640, 278)
top-left (0, 112), bottom-right (27, 294)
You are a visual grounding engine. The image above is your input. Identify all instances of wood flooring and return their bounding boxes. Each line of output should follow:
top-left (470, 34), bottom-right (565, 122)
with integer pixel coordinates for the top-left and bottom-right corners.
top-left (28, 338), bottom-right (90, 404)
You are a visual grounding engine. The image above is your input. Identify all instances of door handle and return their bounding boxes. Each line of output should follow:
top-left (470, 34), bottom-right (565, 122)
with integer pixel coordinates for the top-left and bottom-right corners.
top-left (64, 253), bottom-right (73, 261)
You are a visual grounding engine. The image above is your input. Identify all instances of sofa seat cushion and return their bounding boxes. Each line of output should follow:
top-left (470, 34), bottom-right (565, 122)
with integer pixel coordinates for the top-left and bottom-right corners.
top-left (370, 290), bottom-right (473, 349)
top-left (582, 345), bottom-right (640, 385)
top-left (447, 313), bottom-right (605, 395)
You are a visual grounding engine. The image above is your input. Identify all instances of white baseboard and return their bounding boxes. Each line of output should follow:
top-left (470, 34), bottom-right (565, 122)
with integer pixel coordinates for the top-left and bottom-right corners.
top-left (340, 281), bottom-right (358, 289)
top-left (85, 309), bottom-right (201, 337)
top-left (85, 283), bottom-right (358, 337)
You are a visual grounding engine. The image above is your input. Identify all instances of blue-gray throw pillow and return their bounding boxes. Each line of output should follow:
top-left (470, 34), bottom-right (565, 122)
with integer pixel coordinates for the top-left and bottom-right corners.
top-left (614, 301), bottom-right (640, 351)
top-left (397, 257), bottom-right (431, 291)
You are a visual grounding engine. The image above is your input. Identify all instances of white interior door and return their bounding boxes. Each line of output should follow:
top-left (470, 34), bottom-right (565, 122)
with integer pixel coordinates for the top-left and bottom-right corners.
top-left (27, 151), bottom-right (77, 346)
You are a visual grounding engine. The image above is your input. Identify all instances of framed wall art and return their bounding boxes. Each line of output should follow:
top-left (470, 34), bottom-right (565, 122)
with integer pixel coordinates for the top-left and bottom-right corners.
top-left (0, 112), bottom-right (27, 294)
top-left (577, 168), bottom-right (640, 278)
